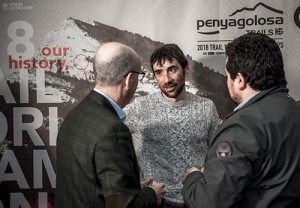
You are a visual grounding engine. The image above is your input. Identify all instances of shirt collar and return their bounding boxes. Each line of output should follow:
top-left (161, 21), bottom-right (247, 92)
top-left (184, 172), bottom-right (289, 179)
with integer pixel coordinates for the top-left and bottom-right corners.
top-left (234, 91), bottom-right (261, 111)
top-left (93, 88), bottom-right (126, 121)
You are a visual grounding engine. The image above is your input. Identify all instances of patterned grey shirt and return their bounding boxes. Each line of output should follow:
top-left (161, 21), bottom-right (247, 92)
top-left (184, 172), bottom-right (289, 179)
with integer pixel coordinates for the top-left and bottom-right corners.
top-left (124, 92), bottom-right (220, 205)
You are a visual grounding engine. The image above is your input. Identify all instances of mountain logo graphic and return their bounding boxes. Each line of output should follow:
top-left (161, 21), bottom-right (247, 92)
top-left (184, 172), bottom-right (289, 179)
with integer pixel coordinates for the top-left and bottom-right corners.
top-left (228, 2), bottom-right (283, 17)
top-left (197, 2), bottom-right (283, 35)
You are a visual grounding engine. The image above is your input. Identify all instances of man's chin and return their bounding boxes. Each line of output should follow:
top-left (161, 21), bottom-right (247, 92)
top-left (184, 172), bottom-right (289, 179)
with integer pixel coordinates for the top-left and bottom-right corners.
top-left (162, 91), bottom-right (178, 99)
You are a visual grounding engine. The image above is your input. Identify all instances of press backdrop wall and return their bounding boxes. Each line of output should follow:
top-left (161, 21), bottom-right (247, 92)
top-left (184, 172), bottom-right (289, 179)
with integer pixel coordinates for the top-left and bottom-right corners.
top-left (0, 0), bottom-right (299, 207)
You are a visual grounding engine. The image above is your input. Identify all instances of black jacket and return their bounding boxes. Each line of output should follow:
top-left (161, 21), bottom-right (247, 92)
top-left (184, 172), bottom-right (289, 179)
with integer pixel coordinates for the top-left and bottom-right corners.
top-left (183, 86), bottom-right (300, 208)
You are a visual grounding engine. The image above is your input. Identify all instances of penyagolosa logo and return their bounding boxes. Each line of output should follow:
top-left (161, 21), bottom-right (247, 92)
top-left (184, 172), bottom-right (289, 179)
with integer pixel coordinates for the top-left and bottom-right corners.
top-left (295, 6), bottom-right (300, 29)
top-left (197, 2), bottom-right (283, 35)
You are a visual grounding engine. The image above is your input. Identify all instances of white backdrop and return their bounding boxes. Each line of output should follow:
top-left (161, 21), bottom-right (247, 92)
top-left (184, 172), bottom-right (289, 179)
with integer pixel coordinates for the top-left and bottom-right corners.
top-left (0, 0), bottom-right (299, 207)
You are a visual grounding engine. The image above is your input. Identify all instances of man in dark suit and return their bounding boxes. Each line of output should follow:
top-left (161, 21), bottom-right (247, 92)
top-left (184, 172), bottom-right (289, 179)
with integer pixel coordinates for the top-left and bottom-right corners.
top-left (55, 42), bottom-right (165, 208)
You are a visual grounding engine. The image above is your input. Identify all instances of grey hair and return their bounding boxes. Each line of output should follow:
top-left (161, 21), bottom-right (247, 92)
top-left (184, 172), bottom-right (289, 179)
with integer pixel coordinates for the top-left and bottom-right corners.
top-left (93, 44), bottom-right (140, 86)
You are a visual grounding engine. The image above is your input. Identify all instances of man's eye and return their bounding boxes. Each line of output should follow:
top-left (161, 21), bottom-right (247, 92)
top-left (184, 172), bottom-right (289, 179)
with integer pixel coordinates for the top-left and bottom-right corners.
top-left (170, 67), bottom-right (177, 73)
top-left (155, 71), bottom-right (162, 76)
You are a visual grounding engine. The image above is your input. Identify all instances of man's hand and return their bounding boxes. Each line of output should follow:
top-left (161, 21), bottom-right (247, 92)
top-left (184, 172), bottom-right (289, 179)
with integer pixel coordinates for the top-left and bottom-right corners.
top-left (148, 180), bottom-right (166, 206)
top-left (182, 166), bottom-right (203, 184)
top-left (140, 178), bottom-right (153, 188)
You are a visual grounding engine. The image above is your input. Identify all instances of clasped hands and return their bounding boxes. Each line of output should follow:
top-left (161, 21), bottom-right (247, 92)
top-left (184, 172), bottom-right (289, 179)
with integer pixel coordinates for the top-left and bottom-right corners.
top-left (141, 178), bottom-right (165, 206)
top-left (140, 166), bottom-right (204, 206)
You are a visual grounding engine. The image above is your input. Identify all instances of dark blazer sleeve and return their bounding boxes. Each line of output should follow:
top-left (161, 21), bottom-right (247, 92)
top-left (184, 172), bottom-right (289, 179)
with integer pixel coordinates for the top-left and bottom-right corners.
top-left (183, 122), bottom-right (256, 208)
top-left (95, 121), bottom-right (157, 208)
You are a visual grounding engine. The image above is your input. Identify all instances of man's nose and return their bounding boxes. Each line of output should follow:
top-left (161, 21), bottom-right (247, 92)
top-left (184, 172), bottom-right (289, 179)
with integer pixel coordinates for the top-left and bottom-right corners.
top-left (162, 72), bottom-right (172, 83)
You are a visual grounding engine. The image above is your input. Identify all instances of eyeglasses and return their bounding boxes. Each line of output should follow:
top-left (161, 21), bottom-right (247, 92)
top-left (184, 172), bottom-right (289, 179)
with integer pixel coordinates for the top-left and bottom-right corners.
top-left (124, 71), bottom-right (146, 81)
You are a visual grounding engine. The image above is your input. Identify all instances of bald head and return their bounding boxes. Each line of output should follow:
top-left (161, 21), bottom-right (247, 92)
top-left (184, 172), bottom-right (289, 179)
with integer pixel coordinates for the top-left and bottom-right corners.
top-left (94, 42), bottom-right (141, 86)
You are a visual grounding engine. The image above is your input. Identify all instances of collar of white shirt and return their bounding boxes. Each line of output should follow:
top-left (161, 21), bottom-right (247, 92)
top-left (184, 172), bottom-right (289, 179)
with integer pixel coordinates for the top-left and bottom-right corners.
top-left (234, 91), bottom-right (261, 111)
top-left (93, 88), bottom-right (126, 121)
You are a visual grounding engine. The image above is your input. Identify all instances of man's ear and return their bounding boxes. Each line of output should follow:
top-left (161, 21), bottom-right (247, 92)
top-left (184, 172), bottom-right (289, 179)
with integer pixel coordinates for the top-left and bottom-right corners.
top-left (184, 65), bottom-right (191, 75)
top-left (235, 72), bottom-right (247, 90)
top-left (123, 72), bottom-right (133, 90)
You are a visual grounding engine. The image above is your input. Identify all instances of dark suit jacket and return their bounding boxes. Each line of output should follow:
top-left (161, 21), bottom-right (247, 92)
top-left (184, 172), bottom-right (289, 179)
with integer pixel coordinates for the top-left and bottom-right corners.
top-left (55, 90), bottom-right (157, 208)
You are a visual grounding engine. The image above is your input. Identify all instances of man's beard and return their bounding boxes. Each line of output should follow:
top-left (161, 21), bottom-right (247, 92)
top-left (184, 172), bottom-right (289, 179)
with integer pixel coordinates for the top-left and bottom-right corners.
top-left (161, 82), bottom-right (185, 98)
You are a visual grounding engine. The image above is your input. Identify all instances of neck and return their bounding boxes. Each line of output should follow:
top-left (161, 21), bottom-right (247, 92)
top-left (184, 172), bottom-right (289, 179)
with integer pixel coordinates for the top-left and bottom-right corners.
top-left (240, 87), bottom-right (258, 103)
top-left (95, 84), bottom-right (124, 107)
